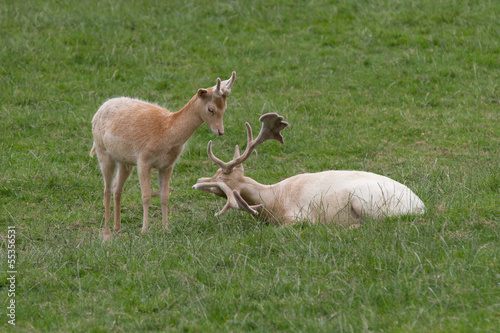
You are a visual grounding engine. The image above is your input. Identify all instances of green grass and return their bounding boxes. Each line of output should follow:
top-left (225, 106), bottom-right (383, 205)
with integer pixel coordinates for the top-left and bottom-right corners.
top-left (1, 0), bottom-right (499, 331)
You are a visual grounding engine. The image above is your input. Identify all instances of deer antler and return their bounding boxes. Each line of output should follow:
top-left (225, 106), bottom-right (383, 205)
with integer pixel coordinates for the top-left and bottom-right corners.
top-left (207, 113), bottom-right (288, 173)
top-left (192, 181), bottom-right (262, 217)
top-left (192, 182), bottom-right (237, 216)
top-left (214, 71), bottom-right (236, 97)
top-left (214, 78), bottom-right (222, 96)
top-left (233, 190), bottom-right (262, 215)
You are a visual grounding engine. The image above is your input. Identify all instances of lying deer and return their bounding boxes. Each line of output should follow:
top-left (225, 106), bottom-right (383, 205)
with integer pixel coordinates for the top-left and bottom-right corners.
top-left (91, 72), bottom-right (236, 240)
top-left (193, 113), bottom-right (425, 226)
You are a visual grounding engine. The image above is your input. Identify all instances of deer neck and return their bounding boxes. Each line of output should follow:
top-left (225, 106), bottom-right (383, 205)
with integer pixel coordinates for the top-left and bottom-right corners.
top-left (237, 176), bottom-right (277, 206)
top-left (168, 95), bottom-right (204, 145)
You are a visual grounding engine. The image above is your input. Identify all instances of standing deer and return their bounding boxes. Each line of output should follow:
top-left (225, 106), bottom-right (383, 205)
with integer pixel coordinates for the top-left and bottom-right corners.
top-left (91, 72), bottom-right (236, 240)
top-left (193, 113), bottom-right (425, 226)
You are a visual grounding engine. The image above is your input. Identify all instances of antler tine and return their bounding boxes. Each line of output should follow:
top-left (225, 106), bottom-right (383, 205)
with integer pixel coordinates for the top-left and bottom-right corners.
top-left (207, 140), bottom-right (227, 169)
top-left (233, 190), bottom-right (262, 215)
top-left (227, 71), bottom-right (236, 88)
top-left (220, 122), bottom-right (254, 173)
top-left (214, 77), bottom-right (222, 96)
top-left (238, 121), bottom-right (254, 159)
top-left (221, 71), bottom-right (236, 96)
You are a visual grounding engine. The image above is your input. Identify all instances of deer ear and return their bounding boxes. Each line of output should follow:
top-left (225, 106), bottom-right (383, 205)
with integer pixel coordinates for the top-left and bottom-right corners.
top-left (198, 89), bottom-right (208, 98)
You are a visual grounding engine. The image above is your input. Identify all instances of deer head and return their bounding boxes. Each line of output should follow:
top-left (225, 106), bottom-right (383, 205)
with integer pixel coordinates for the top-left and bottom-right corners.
top-left (197, 71), bottom-right (236, 136)
top-left (193, 113), bottom-right (288, 216)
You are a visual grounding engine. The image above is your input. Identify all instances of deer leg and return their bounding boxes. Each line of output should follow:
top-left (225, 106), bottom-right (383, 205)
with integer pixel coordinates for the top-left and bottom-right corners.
top-left (113, 163), bottom-right (134, 233)
top-left (349, 197), bottom-right (364, 228)
top-left (137, 162), bottom-right (151, 234)
top-left (97, 153), bottom-right (116, 241)
top-left (159, 166), bottom-right (174, 230)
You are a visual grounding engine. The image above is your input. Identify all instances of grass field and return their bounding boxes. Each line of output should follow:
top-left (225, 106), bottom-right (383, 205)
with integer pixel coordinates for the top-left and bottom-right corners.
top-left (1, 0), bottom-right (499, 331)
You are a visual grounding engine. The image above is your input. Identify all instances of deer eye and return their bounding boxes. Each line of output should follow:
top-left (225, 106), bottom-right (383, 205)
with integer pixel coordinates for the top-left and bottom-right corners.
top-left (208, 107), bottom-right (215, 114)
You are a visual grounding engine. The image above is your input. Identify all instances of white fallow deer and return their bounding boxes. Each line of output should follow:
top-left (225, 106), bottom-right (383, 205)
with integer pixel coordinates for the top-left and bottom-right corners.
top-left (91, 72), bottom-right (236, 240)
top-left (193, 113), bottom-right (425, 226)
